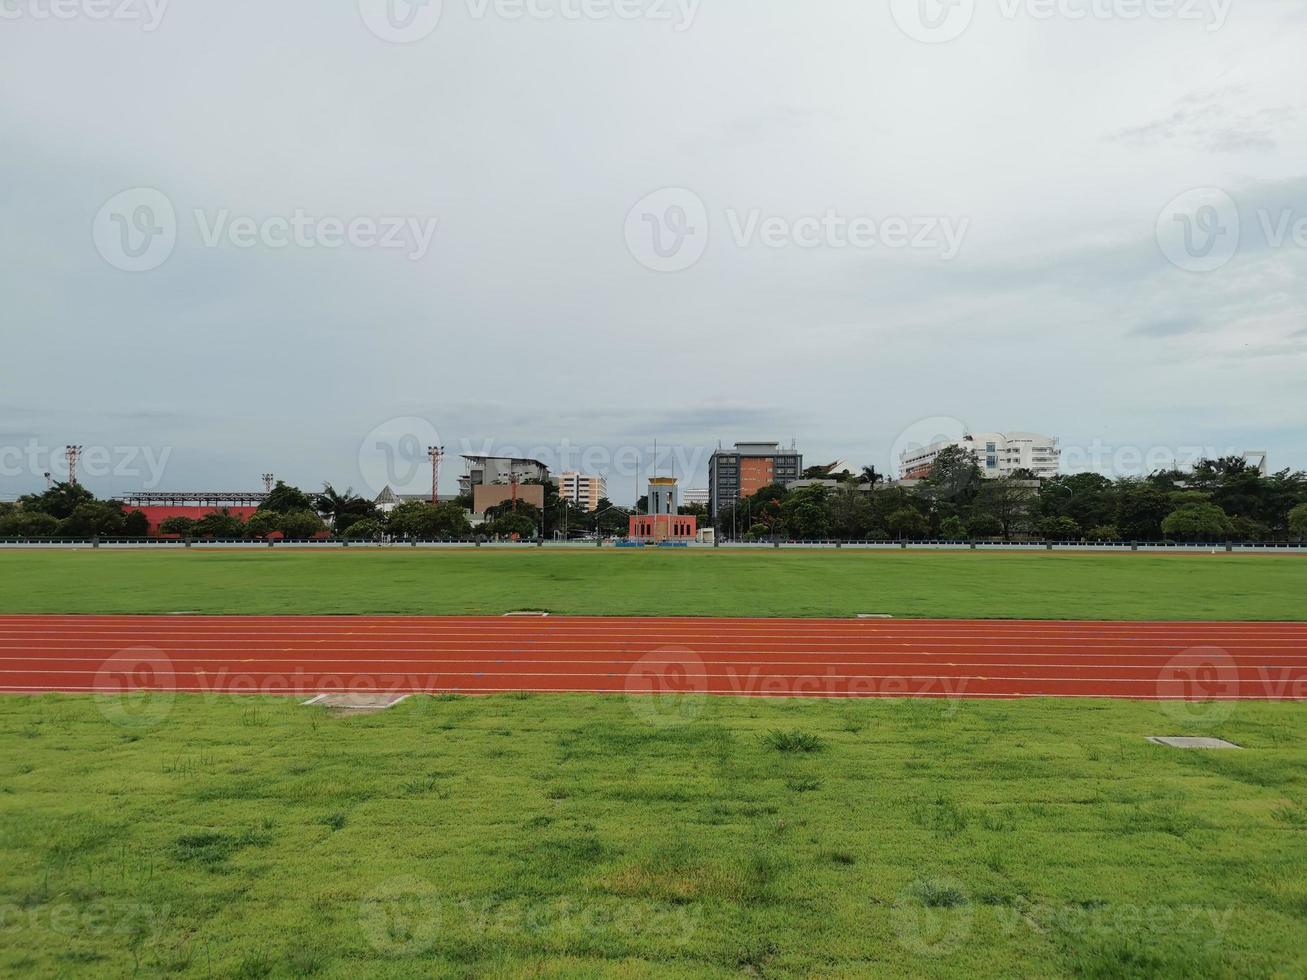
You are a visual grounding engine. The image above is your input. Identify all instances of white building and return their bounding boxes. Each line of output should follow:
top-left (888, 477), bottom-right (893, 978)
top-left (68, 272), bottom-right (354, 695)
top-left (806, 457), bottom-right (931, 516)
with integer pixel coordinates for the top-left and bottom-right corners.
top-left (680, 487), bottom-right (710, 508)
top-left (557, 471), bottom-right (607, 512)
top-left (900, 431), bottom-right (1060, 480)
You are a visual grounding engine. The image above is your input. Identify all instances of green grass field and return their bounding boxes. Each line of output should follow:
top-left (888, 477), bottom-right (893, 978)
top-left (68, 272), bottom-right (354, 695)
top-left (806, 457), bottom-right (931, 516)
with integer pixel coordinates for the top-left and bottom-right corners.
top-left (1, 549), bottom-right (1305, 619)
top-left (2, 693), bottom-right (1304, 978)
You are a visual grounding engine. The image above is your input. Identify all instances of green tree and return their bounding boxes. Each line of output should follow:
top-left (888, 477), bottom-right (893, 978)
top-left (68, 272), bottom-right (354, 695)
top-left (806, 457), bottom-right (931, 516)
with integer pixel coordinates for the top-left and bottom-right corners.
top-left (190, 509), bottom-right (247, 538)
top-left (592, 500), bottom-right (631, 537)
top-left (973, 477), bottom-right (1036, 540)
top-left (1289, 503), bottom-right (1307, 539)
top-left (781, 485), bottom-right (831, 539)
top-left (1039, 474), bottom-right (1117, 530)
top-left (259, 481), bottom-right (313, 513)
top-left (344, 518), bottom-right (387, 541)
top-left (940, 515), bottom-right (968, 539)
top-left (277, 510), bottom-right (327, 539)
top-left (887, 507), bottom-right (929, 539)
top-left (858, 465), bottom-right (883, 486)
top-left (245, 510), bottom-right (282, 539)
top-left (1035, 515), bottom-right (1081, 541)
top-left (123, 509), bottom-right (150, 536)
top-left (159, 516), bottom-right (197, 537)
top-left (1116, 480), bottom-right (1171, 540)
top-left (965, 513), bottom-right (1003, 538)
top-left (20, 482), bottom-right (94, 520)
top-left (924, 446), bottom-right (982, 505)
top-left (0, 510), bottom-right (61, 536)
top-left (1161, 503), bottom-right (1234, 541)
top-left (56, 501), bottom-right (126, 537)
top-left (1087, 525), bottom-right (1121, 541)
top-left (389, 501), bottom-right (472, 539)
top-left (828, 484), bottom-right (875, 539)
top-left (315, 484), bottom-right (376, 535)
top-left (485, 512), bottom-right (537, 539)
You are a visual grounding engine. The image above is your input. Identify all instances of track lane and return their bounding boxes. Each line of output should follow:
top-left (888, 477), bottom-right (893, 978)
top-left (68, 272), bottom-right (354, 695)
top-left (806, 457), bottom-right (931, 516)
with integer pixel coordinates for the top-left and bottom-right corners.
top-left (1, 615), bottom-right (1303, 700)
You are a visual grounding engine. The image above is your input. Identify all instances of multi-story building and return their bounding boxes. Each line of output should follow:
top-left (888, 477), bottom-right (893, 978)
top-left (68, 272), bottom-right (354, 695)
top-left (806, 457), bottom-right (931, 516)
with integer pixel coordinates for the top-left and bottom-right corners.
top-left (458, 455), bottom-right (551, 515)
top-left (900, 432), bottom-right (1060, 480)
top-left (457, 455), bottom-right (550, 496)
top-left (708, 442), bottom-right (803, 518)
top-left (557, 471), bottom-right (607, 512)
top-left (680, 487), bottom-right (710, 509)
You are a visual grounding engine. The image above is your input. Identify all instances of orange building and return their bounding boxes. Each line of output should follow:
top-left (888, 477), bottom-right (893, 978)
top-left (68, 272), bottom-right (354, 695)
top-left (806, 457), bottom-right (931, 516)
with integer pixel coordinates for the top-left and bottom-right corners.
top-left (628, 477), bottom-right (697, 541)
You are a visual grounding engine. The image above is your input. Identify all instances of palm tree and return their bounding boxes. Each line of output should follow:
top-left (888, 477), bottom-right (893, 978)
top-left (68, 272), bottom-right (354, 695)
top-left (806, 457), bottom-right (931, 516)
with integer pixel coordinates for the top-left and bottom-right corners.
top-left (859, 465), bottom-right (883, 486)
top-left (315, 484), bottom-right (374, 532)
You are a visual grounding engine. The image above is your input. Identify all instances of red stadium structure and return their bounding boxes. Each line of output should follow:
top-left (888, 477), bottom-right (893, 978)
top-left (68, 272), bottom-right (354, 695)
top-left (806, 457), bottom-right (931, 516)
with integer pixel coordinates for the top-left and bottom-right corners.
top-left (118, 492), bottom-right (269, 536)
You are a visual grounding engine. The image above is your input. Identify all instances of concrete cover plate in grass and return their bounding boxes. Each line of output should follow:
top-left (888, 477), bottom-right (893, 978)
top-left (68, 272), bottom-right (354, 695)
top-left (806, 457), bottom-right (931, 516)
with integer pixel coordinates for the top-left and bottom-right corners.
top-left (302, 693), bottom-right (409, 713)
top-left (1147, 736), bottom-right (1241, 749)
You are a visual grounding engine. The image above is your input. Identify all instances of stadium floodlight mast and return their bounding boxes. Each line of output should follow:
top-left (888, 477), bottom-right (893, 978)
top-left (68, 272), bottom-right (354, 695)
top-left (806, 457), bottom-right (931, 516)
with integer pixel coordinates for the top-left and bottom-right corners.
top-left (427, 446), bottom-right (444, 505)
top-left (64, 445), bottom-right (83, 486)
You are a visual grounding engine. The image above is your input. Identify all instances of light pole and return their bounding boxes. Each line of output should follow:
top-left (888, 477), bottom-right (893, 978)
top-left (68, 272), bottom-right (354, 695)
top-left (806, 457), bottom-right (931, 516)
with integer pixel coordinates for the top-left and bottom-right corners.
top-left (427, 446), bottom-right (443, 505)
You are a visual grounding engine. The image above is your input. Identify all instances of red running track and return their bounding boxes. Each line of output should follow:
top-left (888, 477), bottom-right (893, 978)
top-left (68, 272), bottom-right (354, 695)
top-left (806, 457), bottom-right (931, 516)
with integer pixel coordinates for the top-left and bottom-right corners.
top-left (0, 615), bottom-right (1305, 700)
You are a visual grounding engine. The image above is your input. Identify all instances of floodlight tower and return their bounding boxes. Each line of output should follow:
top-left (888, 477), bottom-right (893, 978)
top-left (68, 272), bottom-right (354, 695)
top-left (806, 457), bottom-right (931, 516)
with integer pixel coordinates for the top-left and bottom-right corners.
top-left (64, 445), bottom-right (83, 486)
top-left (427, 446), bottom-right (444, 504)
top-left (262, 473), bottom-right (275, 492)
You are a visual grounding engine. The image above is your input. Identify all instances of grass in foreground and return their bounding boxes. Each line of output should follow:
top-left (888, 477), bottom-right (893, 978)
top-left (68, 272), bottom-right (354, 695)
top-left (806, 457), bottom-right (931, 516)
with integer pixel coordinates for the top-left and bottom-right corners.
top-left (1, 549), bottom-right (1306, 619)
top-left (1, 693), bottom-right (1304, 977)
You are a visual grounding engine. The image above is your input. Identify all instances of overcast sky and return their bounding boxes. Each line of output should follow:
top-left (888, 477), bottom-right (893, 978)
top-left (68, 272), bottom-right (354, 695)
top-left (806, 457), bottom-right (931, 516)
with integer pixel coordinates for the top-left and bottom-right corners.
top-left (2, 0), bottom-right (1304, 503)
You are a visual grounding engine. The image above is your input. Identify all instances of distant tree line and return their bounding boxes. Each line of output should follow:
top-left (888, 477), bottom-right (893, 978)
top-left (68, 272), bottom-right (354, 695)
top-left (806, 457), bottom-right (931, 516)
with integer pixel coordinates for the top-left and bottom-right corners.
top-left (715, 450), bottom-right (1307, 543)
top-left (0, 478), bottom-right (638, 541)
top-left (6, 457), bottom-right (1304, 543)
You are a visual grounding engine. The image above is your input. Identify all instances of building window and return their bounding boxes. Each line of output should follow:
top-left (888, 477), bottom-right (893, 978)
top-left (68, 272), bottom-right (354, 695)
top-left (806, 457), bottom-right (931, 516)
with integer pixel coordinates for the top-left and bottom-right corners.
top-left (987, 456), bottom-right (997, 468)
